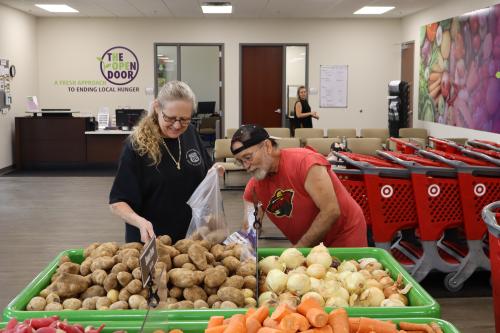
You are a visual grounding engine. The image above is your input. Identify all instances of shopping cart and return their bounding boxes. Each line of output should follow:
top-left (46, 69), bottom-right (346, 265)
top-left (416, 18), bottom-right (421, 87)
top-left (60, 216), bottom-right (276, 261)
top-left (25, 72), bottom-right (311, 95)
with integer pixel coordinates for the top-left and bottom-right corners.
top-left (332, 152), bottom-right (419, 270)
top-left (468, 139), bottom-right (500, 153)
top-left (429, 137), bottom-right (500, 165)
top-left (482, 201), bottom-right (500, 333)
top-left (377, 145), bottom-right (464, 283)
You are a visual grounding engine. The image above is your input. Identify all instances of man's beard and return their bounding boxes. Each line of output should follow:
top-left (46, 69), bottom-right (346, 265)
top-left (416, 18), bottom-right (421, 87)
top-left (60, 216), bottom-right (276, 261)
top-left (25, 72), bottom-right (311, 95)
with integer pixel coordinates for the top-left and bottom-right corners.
top-left (251, 168), bottom-right (268, 180)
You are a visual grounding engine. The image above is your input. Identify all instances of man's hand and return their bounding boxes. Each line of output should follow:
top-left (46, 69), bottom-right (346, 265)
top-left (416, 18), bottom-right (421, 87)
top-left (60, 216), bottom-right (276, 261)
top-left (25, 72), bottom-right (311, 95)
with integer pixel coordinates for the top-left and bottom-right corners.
top-left (138, 218), bottom-right (155, 243)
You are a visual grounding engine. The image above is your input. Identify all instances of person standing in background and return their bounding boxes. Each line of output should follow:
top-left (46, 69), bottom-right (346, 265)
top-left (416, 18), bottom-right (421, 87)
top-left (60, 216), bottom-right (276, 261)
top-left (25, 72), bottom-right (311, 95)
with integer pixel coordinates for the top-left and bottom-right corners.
top-left (294, 86), bottom-right (319, 129)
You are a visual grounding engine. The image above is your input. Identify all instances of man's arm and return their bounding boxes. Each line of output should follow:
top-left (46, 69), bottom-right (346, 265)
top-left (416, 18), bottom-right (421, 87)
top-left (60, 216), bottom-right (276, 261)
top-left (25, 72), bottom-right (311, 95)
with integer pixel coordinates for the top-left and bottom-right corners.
top-left (295, 165), bottom-right (341, 247)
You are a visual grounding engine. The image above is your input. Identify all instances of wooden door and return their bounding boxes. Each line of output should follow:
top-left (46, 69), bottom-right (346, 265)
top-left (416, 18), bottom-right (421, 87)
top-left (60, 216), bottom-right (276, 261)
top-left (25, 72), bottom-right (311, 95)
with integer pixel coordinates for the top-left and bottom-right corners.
top-left (242, 46), bottom-right (283, 127)
top-left (401, 42), bottom-right (414, 127)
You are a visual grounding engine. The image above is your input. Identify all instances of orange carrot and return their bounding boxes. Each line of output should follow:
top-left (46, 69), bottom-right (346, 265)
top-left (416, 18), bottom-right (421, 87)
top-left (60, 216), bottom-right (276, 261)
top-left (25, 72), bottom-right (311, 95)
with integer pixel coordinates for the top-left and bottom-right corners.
top-left (246, 307), bottom-right (257, 319)
top-left (271, 303), bottom-right (295, 322)
top-left (398, 322), bottom-right (433, 333)
top-left (223, 319), bottom-right (231, 325)
top-left (348, 318), bottom-right (360, 333)
top-left (226, 314), bottom-right (246, 333)
top-left (257, 328), bottom-right (285, 333)
top-left (301, 325), bottom-right (332, 333)
top-left (279, 313), bottom-right (301, 333)
top-left (430, 322), bottom-right (443, 333)
top-left (357, 317), bottom-right (398, 333)
top-left (207, 316), bottom-right (225, 328)
top-left (168, 330), bottom-right (183, 333)
top-left (249, 305), bottom-right (271, 324)
top-left (263, 318), bottom-right (280, 329)
top-left (328, 308), bottom-right (349, 333)
top-left (305, 308), bottom-right (328, 328)
top-left (247, 317), bottom-right (262, 333)
top-left (290, 313), bottom-right (310, 332)
top-left (297, 299), bottom-right (321, 316)
top-left (204, 325), bottom-right (227, 333)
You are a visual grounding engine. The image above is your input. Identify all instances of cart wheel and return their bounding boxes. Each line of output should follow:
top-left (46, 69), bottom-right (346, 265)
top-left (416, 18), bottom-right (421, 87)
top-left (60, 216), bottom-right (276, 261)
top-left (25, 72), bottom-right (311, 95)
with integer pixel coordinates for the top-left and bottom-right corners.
top-left (444, 273), bottom-right (464, 292)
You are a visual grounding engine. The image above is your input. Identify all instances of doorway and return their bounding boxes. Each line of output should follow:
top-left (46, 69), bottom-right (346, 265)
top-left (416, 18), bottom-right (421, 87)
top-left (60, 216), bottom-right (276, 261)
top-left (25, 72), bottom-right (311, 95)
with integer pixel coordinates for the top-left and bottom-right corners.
top-left (401, 41), bottom-right (414, 128)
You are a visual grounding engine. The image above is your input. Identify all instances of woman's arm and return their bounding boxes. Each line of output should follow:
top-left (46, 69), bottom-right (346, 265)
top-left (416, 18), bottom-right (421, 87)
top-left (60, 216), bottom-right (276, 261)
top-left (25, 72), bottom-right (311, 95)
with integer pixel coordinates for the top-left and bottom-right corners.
top-left (295, 101), bottom-right (317, 119)
top-left (110, 201), bottom-right (155, 242)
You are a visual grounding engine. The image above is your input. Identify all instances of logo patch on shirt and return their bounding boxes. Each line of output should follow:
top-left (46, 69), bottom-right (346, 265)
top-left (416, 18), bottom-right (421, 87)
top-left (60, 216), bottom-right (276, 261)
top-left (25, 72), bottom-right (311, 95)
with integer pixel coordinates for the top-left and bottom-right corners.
top-left (186, 149), bottom-right (202, 166)
top-left (267, 189), bottom-right (294, 217)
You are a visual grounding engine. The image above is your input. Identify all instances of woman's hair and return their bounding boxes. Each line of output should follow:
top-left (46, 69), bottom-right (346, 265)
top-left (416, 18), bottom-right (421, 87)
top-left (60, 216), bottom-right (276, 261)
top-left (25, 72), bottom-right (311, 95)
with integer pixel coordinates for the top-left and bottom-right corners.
top-left (297, 85), bottom-right (307, 99)
top-left (131, 80), bottom-right (196, 166)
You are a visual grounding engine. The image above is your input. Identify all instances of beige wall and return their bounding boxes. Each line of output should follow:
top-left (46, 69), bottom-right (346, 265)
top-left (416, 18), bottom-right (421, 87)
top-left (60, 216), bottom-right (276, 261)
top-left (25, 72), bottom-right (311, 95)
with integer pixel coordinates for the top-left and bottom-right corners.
top-left (36, 17), bottom-right (401, 134)
top-left (402, 0), bottom-right (500, 141)
top-left (0, 4), bottom-right (37, 169)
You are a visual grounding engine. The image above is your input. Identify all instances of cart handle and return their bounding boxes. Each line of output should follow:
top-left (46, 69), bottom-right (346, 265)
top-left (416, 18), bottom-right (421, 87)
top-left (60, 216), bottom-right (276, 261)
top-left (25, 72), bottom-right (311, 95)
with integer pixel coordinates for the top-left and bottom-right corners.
top-left (418, 149), bottom-right (466, 167)
top-left (376, 150), bottom-right (418, 168)
top-left (482, 201), bottom-right (500, 237)
top-left (376, 150), bottom-right (457, 177)
top-left (429, 137), bottom-right (463, 153)
top-left (461, 149), bottom-right (500, 167)
top-left (331, 168), bottom-right (363, 175)
top-left (331, 151), bottom-right (409, 178)
top-left (467, 140), bottom-right (500, 153)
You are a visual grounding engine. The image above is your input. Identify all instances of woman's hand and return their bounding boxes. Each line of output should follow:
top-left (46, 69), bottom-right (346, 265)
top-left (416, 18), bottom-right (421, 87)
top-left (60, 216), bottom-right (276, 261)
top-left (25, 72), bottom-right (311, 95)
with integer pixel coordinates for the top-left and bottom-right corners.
top-left (312, 111), bottom-right (320, 120)
top-left (212, 163), bottom-right (225, 177)
top-left (138, 218), bottom-right (156, 243)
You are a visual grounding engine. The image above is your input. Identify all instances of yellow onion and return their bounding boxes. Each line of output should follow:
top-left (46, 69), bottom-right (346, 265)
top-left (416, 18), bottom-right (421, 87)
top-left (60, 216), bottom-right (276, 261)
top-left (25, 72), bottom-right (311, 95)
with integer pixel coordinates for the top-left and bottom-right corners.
top-left (309, 277), bottom-right (323, 292)
top-left (338, 261), bottom-right (358, 273)
top-left (306, 264), bottom-right (326, 279)
top-left (259, 256), bottom-right (286, 274)
top-left (286, 273), bottom-right (311, 295)
top-left (371, 269), bottom-right (390, 281)
top-left (310, 242), bottom-right (329, 254)
top-left (379, 276), bottom-right (394, 288)
top-left (359, 287), bottom-right (385, 307)
top-left (280, 248), bottom-right (305, 269)
top-left (381, 298), bottom-right (406, 307)
top-left (301, 292), bottom-right (325, 306)
top-left (265, 269), bottom-right (288, 293)
top-left (365, 278), bottom-right (383, 290)
top-left (279, 292), bottom-right (300, 308)
top-left (258, 291), bottom-right (278, 307)
top-left (306, 251), bottom-right (332, 269)
top-left (389, 293), bottom-right (408, 306)
top-left (344, 272), bottom-right (366, 294)
top-left (325, 296), bottom-right (349, 308)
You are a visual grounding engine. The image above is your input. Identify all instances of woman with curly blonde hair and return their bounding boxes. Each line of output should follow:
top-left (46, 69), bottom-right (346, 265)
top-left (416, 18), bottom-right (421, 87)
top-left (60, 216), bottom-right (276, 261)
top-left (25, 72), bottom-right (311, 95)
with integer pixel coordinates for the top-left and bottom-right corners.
top-left (109, 81), bottom-right (212, 243)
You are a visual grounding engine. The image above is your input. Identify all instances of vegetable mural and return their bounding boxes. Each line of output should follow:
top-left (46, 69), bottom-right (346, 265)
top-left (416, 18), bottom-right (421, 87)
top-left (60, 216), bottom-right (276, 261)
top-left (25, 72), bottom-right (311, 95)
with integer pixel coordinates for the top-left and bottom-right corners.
top-left (418, 4), bottom-right (500, 133)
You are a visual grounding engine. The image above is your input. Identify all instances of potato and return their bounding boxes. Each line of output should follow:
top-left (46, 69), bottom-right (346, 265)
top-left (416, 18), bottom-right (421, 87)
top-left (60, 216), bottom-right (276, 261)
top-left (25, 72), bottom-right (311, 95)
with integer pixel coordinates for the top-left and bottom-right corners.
top-left (107, 289), bottom-right (119, 303)
top-left (158, 244), bottom-right (180, 258)
top-left (215, 264), bottom-right (229, 276)
top-left (212, 301), bottom-right (222, 309)
top-left (62, 298), bottom-right (81, 310)
top-left (50, 272), bottom-right (61, 283)
top-left (154, 261), bottom-right (166, 272)
top-left (81, 297), bottom-right (98, 310)
top-left (39, 289), bottom-right (50, 298)
top-left (90, 248), bottom-right (114, 259)
top-left (158, 255), bottom-right (172, 271)
top-left (194, 300), bottom-right (209, 309)
top-left (169, 268), bottom-right (195, 288)
top-left (45, 302), bottom-right (63, 311)
top-left (182, 263), bottom-right (196, 271)
top-left (96, 297), bottom-right (112, 310)
top-left (158, 235), bottom-right (172, 246)
top-left (243, 276), bottom-right (257, 290)
top-left (236, 262), bottom-right (256, 277)
top-left (169, 287), bottom-right (182, 299)
top-left (81, 285), bottom-right (106, 299)
top-left (198, 239), bottom-right (212, 251)
top-left (45, 293), bottom-right (60, 304)
top-left (129, 295), bottom-right (148, 310)
top-left (217, 287), bottom-right (245, 307)
top-left (206, 230), bottom-right (227, 245)
top-left (158, 286), bottom-right (169, 302)
top-left (46, 273), bottom-right (90, 298)
top-left (109, 300), bottom-right (129, 310)
top-left (103, 273), bottom-right (118, 292)
top-left (154, 268), bottom-right (169, 286)
top-left (242, 288), bottom-right (254, 298)
top-left (139, 288), bottom-right (149, 299)
top-left (124, 256), bottom-right (140, 271)
top-left (58, 262), bottom-right (80, 275)
top-left (173, 254), bottom-right (191, 268)
top-left (168, 300), bottom-right (194, 309)
top-left (207, 294), bottom-right (220, 307)
top-left (120, 242), bottom-right (143, 251)
top-left (91, 256), bottom-right (115, 272)
top-left (183, 286), bottom-right (207, 302)
top-left (204, 285), bottom-right (219, 296)
top-left (166, 297), bottom-right (178, 305)
top-left (205, 252), bottom-right (215, 265)
top-left (27, 297), bottom-right (46, 311)
top-left (156, 301), bottom-right (169, 310)
top-left (222, 256), bottom-right (240, 273)
top-left (117, 271), bottom-right (133, 287)
top-left (210, 244), bottom-right (224, 260)
top-left (188, 243), bottom-right (209, 270)
top-left (125, 279), bottom-right (143, 294)
top-left (118, 248), bottom-right (140, 261)
top-left (220, 301), bottom-right (238, 309)
top-left (118, 288), bottom-right (131, 302)
top-left (111, 263), bottom-right (128, 274)
top-left (204, 268), bottom-right (227, 288)
top-left (84, 242), bottom-right (100, 258)
top-left (132, 267), bottom-right (142, 280)
top-left (244, 298), bottom-right (257, 308)
top-left (193, 271), bottom-right (205, 285)
top-left (80, 258), bottom-right (93, 276)
top-left (174, 239), bottom-right (195, 254)
top-left (91, 269), bottom-right (108, 285)
top-left (221, 275), bottom-right (244, 289)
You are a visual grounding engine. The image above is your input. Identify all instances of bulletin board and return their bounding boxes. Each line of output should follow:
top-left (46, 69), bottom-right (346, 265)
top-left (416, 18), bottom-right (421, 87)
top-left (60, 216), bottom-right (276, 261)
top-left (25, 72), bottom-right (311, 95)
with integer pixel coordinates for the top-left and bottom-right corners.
top-left (0, 58), bottom-right (12, 113)
top-left (319, 65), bottom-right (348, 108)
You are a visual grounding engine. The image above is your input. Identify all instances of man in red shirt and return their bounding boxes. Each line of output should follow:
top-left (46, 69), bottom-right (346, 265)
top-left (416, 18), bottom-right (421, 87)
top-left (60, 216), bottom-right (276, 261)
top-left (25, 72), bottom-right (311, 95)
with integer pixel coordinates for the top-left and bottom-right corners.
top-left (231, 125), bottom-right (367, 247)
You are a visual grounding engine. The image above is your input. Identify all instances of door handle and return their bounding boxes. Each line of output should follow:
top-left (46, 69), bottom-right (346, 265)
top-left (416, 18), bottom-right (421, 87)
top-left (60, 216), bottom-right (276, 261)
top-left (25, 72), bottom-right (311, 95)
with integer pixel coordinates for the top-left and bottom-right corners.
top-left (274, 109), bottom-right (281, 114)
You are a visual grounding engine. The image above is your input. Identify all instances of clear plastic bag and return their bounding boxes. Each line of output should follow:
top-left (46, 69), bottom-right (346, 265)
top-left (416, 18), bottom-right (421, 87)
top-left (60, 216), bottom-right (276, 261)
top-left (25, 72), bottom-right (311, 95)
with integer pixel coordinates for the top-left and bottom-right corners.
top-left (185, 167), bottom-right (229, 244)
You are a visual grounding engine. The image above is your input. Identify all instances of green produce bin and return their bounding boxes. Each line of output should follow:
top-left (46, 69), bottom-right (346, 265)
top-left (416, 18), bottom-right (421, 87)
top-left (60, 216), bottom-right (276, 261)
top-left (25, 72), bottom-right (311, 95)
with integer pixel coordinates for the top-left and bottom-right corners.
top-left (257, 247), bottom-right (440, 319)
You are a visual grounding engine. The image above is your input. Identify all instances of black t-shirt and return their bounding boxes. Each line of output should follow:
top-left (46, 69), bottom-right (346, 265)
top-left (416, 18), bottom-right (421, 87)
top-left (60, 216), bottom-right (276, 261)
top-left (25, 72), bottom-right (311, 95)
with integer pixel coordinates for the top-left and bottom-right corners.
top-left (109, 125), bottom-right (213, 243)
top-left (294, 99), bottom-right (312, 128)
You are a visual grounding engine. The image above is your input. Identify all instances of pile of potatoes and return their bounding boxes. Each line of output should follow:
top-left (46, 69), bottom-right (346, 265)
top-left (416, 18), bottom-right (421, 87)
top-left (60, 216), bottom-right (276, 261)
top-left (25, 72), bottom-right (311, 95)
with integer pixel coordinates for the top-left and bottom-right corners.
top-left (25, 235), bottom-right (257, 311)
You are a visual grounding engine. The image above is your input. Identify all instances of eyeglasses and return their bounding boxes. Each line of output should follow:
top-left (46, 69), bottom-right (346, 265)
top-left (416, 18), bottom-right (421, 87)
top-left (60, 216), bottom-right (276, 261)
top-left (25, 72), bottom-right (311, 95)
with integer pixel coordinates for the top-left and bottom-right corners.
top-left (160, 111), bottom-right (191, 126)
top-left (235, 143), bottom-right (265, 167)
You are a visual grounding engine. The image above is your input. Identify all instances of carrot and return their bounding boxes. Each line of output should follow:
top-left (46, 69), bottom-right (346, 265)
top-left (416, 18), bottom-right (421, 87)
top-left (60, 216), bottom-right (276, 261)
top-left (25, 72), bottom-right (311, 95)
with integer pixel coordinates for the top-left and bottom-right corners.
top-left (357, 317), bottom-right (398, 333)
top-left (328, 308), bottom-right (349, 333)
top-left (305, 308), bottom-right (328, 328)
top-left (297, 299), bottom-right (321, 316)
top-left (246, 307), bottom-right (257, 319)
top-left (279, 313), bottom-right (301, 333)
top-left (207, 316), bottom-right (225, 328)
top-left (169, 330), bottom-right (183, 333)
top-left (430, 322), bottom-right (443, 333)
top-left (348, 318), bottom-right (360, 333)
top-left (223, 319), bottom-right (231, 325)
top-left (301, 325), bottom-right (332, 333)
top-left (247, 317), bottom-right (262, 333)
top-left (398, 322), bottom-right (433, 333)
top-left (263, 318), bottom-right (280, 329)
top-left (204, 325), bottom-right (227, 333)
top-left (290, 313), bottom-right (310, 332)
top-left (257, 328), bottom-right (285, 333)
top-left (225, 314), bottom-right (246, 333)
top-left (271, 304), bottom-right (295, 322)
top-left (249, 305), bottom-right (270, 324)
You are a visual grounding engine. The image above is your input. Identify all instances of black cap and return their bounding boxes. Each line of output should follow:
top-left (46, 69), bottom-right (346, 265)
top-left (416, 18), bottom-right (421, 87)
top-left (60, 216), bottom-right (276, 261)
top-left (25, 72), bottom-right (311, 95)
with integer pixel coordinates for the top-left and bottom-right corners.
top-left (230, 124), bottom-right (270, 155)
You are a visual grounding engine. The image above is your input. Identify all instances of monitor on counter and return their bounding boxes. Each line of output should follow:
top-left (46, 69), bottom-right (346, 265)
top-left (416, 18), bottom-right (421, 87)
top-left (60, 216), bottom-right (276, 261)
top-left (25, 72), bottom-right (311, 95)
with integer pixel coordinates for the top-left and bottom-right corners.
top-left (115, 109), bottom-right (146, 129)
top-left (197, 101), bottom-right (216, 115)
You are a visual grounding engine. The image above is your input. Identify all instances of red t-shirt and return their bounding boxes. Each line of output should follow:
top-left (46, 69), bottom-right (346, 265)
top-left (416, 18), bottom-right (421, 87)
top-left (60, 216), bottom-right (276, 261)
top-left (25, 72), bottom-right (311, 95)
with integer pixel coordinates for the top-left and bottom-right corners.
top-left (243, 147), bottom-right (367, 247)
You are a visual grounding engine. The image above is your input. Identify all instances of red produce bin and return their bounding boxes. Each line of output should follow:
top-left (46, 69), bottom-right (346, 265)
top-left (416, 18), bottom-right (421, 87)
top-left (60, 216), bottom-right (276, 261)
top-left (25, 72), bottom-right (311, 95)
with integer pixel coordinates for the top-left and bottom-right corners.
top-left (482, 201), bottom-right (500, 333)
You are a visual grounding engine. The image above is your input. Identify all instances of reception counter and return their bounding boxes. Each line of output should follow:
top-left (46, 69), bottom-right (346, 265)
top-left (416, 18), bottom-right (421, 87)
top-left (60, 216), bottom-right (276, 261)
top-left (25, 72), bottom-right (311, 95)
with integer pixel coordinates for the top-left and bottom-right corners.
top-left (85, 130), bottom-right (130, 164)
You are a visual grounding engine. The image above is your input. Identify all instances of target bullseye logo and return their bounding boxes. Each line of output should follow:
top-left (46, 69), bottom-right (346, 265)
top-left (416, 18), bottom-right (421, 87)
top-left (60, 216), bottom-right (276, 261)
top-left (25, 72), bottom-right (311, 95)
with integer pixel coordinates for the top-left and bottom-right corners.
top-left (474, 183), bottom-right (486, 197)
top-left (381, 185), bottom-right (393, 198)
top-left (428, 184), bottom-right (440, 197)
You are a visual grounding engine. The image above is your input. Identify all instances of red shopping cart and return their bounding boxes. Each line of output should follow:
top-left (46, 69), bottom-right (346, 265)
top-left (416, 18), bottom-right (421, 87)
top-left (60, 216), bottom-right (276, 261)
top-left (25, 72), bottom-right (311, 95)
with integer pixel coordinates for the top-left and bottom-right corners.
top-left (482, 201), bottom-right (500, 333)
top-left (468, 139), bottom-right (500, 153)
top-left (429, 137), bottom-right (500, 165)
top-left (332, 152), bottom-right (419, 270)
